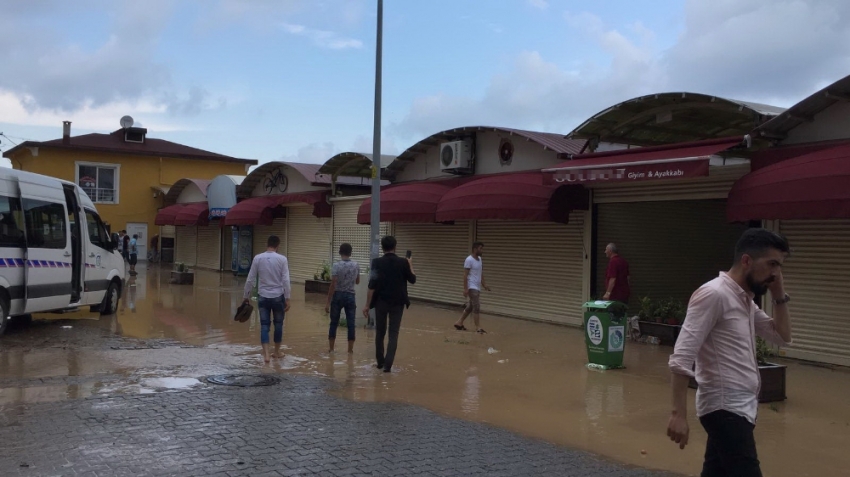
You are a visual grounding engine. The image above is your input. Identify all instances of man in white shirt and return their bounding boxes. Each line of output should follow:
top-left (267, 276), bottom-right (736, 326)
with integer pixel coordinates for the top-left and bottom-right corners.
top-left (667, 228), bottom-right (792, 476)
top-left (243, 235), bottom-right (292, 363)
top-left (454, 242), bottom-right (491, 334)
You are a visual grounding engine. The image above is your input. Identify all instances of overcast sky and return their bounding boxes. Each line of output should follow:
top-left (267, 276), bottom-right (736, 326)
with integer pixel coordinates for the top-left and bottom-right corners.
top-left (1, 0), bottom-right (849, 168)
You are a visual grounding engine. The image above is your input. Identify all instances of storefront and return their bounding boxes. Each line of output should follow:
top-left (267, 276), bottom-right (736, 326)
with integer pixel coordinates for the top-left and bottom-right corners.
top-left (224, 161), bottom-right (362, 283)
top-left (353, 127), bottom-right (591, 323)
top-left (543, 137), bottom-right (752, 311)
top-left (204, 175), bottom-right (246, 271)
top-left (155, 179), bottom-right (211, 268)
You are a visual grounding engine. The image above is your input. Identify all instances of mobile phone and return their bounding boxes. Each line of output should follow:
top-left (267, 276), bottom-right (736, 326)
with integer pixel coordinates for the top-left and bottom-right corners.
top-left (405, 250), bottom-right (412, 259)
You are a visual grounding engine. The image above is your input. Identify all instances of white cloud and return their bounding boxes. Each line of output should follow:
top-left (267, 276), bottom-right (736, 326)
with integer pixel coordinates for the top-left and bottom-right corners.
top-left (527, 0), bottom-right (549, 10)
top-left (392, 1), bottom-right (850, 143)
top-left (281, 23), bottom-right (363, 50)
top-left (279, 142), bottom-right (340, 164)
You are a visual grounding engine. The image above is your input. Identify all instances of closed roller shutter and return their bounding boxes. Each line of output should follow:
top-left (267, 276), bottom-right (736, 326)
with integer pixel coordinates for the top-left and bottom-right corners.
top-left (394, 222), bottom-right (471, 305)
top-left (331, 198), bottom-right (389, 267)
top-left (160, 225), bottom-right (176, 263)
top-left (254, 218), bottom-right (288, 257)
top-left (778, 220), bottom-right (850, 367)
top-left (196, 226), bottom-right (221, 270)
top-left (476, 213), bottom-right (587, 326)
top-left (288, 206), bottom-right (332, 282)
top-left (161, 225), bottom-right (175, 239)
top-left (595, 200), bottom-right (746, 310)
top-left (174, 226), bottom-right (197, 267)
top-left (592, 165), bottom-right (748, 203)
top-left (221, 227), bottom-right (232, 272)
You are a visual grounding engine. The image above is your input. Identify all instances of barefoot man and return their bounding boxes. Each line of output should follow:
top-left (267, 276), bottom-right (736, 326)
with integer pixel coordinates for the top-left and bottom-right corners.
top-left (243, 235), bottom-right (291, 363)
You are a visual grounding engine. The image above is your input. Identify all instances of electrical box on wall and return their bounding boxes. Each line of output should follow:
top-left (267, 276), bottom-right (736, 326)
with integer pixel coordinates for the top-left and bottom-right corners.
top-left (439, 139), bottom-right (474, 174)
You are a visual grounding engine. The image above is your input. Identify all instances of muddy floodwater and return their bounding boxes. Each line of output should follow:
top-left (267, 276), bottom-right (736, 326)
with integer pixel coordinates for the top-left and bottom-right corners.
top-left (2, 266), bottom-right (850, 477)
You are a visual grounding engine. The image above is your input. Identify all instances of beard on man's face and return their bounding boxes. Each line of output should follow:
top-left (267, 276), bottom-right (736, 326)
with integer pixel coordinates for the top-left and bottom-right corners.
top-left (746, 272), bottom-right (774, 296)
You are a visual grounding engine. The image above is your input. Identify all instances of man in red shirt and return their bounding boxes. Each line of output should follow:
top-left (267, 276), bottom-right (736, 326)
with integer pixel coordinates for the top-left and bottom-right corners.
top-left (603, 243), bottom-right (630, 304)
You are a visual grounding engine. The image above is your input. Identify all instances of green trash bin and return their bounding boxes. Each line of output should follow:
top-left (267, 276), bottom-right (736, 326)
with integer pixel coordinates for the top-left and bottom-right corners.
top-left (583, 300), bottom-right (628, 370)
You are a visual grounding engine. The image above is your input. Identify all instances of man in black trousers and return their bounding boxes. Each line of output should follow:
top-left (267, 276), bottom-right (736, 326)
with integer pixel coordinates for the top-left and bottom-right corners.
top-left (363, 235), bottom-right (416, 373)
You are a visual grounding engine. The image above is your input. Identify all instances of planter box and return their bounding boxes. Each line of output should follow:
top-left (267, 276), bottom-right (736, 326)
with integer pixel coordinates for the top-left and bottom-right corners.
top-left (305, 280), bottom-right (331, 294)
top-left (638, 321), bottom-right (682, 346)
top-left (170, 271), bottom-right (194, 285)
top-left (688, 363), bottom-right (787, 403)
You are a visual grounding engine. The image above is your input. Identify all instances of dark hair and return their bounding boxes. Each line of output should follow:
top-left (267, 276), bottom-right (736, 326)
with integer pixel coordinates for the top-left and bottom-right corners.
top-left (472, 242), bottom-right (484, 250)
top-left (339, 243), bottom-right (353, 256)
top-left (734, 228), bottom-right (790, 263)
top-left (267, 235), bottom-right (281, 248)
top-left (381, 235), bottom-right (397, 252)
top-left (132, 234), bottom-right (138, 239)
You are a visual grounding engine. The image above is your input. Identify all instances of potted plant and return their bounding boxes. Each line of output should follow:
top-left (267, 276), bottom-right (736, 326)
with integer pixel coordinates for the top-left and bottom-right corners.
top-left (688, 337), bottom-right (787, 403)
top-left (637, 297), bottom-right (685, 346)
top-left (305, 261), bottom-right (332, 294)
top-left (170, 262), bottom-right (194, 285)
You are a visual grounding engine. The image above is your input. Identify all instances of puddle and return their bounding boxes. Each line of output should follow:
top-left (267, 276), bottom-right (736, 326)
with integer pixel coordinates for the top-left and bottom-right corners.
top-left (2, 266), bottom-right (849, 476)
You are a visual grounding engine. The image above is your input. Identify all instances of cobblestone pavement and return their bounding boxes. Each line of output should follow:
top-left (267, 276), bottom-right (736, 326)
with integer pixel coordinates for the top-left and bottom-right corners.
top-left (0, 374), bottom-right (677, 477)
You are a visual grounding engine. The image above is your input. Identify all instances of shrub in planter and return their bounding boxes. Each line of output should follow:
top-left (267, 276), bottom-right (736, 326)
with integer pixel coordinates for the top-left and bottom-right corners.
top-left (313, 261), bottom-right (331, 282)
top-left (637, 297), bottom-right (686, 345)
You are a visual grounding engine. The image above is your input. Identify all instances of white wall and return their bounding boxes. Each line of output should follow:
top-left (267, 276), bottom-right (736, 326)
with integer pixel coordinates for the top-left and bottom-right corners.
top-left (249, 165), bottom-right (324, 197)
top-left (783, 102), bottom-right (850, 145)
top-left (393, 130), bottom-right (563, 182)
top-left (176, 184), bottom-right (207, 204)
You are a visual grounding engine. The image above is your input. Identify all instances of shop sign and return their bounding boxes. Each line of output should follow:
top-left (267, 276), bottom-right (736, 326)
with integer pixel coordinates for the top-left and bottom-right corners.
top-left (209, 208), bottom-right (229, 219)
top-left (546, 158), bottom-right (710, 184)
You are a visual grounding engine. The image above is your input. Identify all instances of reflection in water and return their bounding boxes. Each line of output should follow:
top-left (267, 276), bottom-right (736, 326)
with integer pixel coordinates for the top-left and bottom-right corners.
top-left (2, 266), bottom-right (850, 477)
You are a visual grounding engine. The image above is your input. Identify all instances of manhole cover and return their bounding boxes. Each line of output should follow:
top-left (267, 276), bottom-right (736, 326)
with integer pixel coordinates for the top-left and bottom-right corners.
top-left (205, 374), bottom-right (281, 387)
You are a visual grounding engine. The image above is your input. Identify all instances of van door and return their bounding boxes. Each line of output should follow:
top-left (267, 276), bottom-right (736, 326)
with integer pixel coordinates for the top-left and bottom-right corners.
top-left (19, 183), bottom-right (72, 313)
top-left (82, 209), bottom-right (112, 305)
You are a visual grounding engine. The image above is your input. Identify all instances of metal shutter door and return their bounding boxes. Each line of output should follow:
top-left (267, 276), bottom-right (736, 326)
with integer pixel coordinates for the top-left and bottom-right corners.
top-left (288, 206), bottom-right (332, 282)
top-left (592, 165), bottom-right (748, 203)
top-left (174, 226), bottom-right (197, 267)
top-left (779, 220), bottom-right (850, 366)
top-left (221, 227), bottom-right (232, 272)
top-left (394, 222), bottom-right (471, 305)
top-left (595, 200), bottom-right (746, 310)
top-left (196, 226), bottom-right (221, 270)
top-left (476, 213), bottom-right (586, 326)
top-left (254, 218), bottom-right (288, 257)
top-left (331, 199), bottom-right (389, 267)
top-left (161, 225), bottom-right (175, 239)
top-left (160, 225), bottom-right (176, 263)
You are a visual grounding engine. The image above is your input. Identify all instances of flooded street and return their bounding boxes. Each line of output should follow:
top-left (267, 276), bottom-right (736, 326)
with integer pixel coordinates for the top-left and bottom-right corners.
top-left (2, 267), bottom-right (850, 477)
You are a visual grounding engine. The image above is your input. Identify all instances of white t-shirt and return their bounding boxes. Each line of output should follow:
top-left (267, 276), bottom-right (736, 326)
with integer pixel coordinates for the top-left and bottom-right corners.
top-left (464, 255), bottom-right (483, 291)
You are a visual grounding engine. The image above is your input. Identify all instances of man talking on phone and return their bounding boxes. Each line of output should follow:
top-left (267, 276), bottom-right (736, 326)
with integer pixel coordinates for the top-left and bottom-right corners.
top-left (363, 236), bottom-right (416, 373)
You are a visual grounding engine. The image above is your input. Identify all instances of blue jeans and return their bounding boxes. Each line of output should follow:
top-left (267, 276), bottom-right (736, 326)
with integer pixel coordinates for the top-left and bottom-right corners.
top-left (329, 291), bottom-right (356, 341)
top-left (258, 295), bottom-right (286, 344)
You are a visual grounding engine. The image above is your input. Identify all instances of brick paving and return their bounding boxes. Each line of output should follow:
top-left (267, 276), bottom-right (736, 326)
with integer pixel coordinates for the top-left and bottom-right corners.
top-left (0, 374), bottom-right (677, 477)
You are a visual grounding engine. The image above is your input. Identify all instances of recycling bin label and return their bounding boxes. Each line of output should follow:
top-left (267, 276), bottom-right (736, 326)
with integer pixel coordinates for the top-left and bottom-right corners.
top-left (587, 315), bottom-right (603, 345)
top-left (608, 325), bottom-right (625, 352)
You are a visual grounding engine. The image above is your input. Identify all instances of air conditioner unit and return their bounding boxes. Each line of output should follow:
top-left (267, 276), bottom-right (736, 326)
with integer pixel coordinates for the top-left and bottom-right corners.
top-left (439, 139), bottom-right (473, 173)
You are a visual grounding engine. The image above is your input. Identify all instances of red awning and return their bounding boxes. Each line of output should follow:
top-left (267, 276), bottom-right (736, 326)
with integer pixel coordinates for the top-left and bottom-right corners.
top-left (174, 202), bottom-right (210, 226)
top-left (543, 137), bottom-right (744, 184)
top-left (155, 204), bottom-right (184, 226)
top-left (727, 144), bottom-right (850, 222)
top-left (357, 181), bottom-right (458, 224)
top-left (435, 172), bottom-right (588, 223)
top-left (224, 191), bottom-right (331, 226)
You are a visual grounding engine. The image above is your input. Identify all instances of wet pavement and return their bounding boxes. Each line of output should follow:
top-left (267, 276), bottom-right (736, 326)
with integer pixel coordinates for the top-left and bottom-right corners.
top-left (1, 266), bottom-right (850, 476)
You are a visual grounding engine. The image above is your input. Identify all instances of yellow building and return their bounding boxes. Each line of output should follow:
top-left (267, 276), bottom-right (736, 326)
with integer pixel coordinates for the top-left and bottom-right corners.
top-left (3, 120), bottom-right (257, 258)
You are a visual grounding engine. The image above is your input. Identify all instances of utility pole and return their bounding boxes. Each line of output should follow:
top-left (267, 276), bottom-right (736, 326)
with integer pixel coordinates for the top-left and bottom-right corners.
top-left (368, 0), bottom-right (384, 328)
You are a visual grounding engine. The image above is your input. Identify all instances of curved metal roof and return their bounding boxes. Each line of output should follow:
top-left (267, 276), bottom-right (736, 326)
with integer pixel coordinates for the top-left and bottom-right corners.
top-left (384, 126), bottom-right (587, 180)
top-left (755, 74), bottom-right (850, 140)
top-left (163, 178), bottom-right (211, 206)
top-left (567, 92), bottom-right (785, 147)
top-left (318, 152), bottom-right (397, 179)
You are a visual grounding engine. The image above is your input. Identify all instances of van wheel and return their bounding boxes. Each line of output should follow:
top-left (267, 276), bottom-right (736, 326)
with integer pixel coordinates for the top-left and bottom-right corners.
top-left (100, 282), bottom-right (119, 315)
top-left (0, 300), bottom-right (9, 336)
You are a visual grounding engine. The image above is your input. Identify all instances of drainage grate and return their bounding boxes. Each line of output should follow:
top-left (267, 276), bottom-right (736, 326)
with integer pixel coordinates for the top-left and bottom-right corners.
top-left (205, 374), bottom-right (281, 387)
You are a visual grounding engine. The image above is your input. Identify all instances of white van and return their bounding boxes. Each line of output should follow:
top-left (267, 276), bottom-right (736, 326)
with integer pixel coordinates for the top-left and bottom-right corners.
top-left (0, 168), bottom-right (125, 335)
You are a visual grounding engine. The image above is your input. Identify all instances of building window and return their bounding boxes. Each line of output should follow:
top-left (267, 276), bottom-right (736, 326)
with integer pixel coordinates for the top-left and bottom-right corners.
top-left (76, 163), bottom-right (119, 204)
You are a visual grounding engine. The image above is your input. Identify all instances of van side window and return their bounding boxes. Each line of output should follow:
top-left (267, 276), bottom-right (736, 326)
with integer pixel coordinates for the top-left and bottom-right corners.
top-left (23, 200), bottom-right (67, 249)
top-left (0, 195), bottom-right (25, 247)
top-left (84, 210), bottom-right (108, 248)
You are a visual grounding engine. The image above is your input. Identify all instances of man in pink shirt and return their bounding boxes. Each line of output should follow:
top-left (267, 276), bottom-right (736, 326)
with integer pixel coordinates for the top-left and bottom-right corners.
top-left (667, 228), bottom-right (792, 477)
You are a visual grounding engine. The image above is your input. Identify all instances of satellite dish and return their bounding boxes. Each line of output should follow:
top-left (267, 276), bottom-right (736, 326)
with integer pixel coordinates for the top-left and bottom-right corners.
top-left (120, 115), bottom-right (134, 129)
